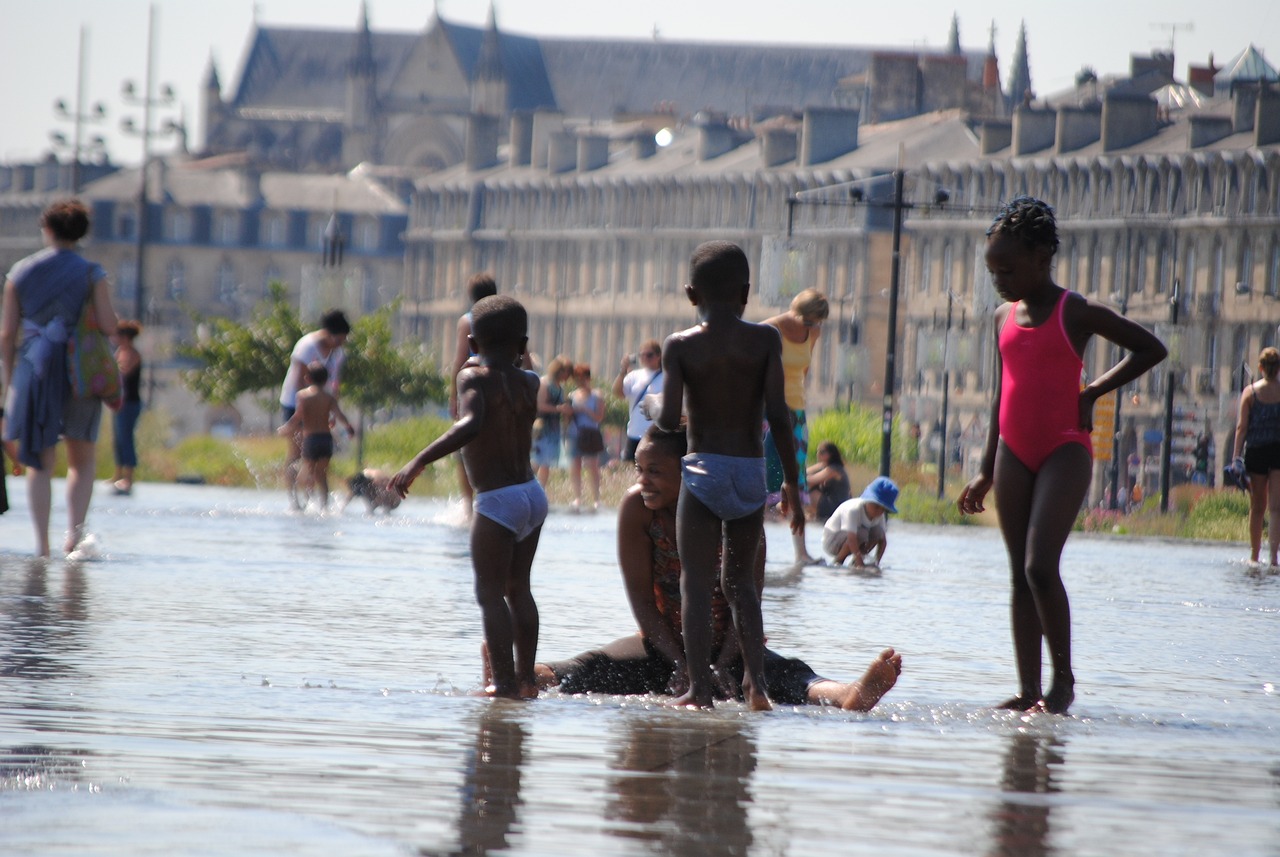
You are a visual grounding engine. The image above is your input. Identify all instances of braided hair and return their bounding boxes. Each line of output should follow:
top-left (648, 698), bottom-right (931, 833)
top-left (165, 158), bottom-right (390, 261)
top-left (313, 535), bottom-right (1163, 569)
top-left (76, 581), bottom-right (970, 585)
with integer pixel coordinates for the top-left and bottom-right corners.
top-left (986, 196), bottom-right (1059, 256)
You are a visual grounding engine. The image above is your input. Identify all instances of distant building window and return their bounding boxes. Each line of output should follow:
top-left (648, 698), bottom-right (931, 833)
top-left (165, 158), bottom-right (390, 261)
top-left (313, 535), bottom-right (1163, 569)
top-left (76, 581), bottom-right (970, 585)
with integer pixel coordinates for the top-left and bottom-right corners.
top-left (1268, 243), bottom-right (1280, 299)
top-left (117, 211), bottom-right (137, 241)
top-left (216, 262), bottom-right (238, 305)
top-left (166, 209), bottom-right (192, 242)
top-left (215, 212), bottom-right (238, 245)
top-left (117, 259), bottom-right (138, 304)
top-left (166, 259), bottom-right (186, 300)
top-left (355, 218), bottom-right (379, 251)
top-left (261, 214), bottom-right (285, 247)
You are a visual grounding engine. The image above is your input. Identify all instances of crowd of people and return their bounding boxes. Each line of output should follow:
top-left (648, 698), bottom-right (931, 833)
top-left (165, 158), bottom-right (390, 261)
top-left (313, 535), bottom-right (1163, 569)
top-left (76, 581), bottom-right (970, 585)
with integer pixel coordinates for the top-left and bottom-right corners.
top-left (0, 195), bottom-right (1219, 720)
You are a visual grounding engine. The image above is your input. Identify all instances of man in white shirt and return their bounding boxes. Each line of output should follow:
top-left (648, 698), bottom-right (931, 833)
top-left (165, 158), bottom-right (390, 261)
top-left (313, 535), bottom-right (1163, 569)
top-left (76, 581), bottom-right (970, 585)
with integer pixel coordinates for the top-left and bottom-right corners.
top-left (279, 309), bottom-right (350, 509)
top-left (612, 339), bottom-right (663, 462)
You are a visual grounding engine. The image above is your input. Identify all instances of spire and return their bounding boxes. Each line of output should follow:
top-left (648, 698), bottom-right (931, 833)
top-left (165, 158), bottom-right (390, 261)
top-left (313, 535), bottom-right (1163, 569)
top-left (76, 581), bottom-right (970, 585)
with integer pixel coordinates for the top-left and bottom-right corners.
top-left (349, 1), bottom-right (376, 78)
top-left (982, 21), bottom-right (1001, 93)
top-left (204, 54), bottom-right (221, 91)
top-left (475, 4), bottom-right (504, 82)
top-left (1006, 20), bottom-right (1033, 111)
top-left (946, 13), bottom-right (961, 55)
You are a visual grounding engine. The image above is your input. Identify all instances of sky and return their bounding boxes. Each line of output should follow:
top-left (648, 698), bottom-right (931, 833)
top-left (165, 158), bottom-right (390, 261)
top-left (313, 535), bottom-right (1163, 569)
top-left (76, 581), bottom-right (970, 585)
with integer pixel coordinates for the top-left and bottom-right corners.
top-left (0, 0), bottom-right (1275, 167)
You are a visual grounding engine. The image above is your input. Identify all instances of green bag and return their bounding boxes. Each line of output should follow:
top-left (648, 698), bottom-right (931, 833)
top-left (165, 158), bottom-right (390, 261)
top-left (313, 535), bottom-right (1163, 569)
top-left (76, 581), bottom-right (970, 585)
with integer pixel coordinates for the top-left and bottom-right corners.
top-left (66, 295), bottom-right (122, 410)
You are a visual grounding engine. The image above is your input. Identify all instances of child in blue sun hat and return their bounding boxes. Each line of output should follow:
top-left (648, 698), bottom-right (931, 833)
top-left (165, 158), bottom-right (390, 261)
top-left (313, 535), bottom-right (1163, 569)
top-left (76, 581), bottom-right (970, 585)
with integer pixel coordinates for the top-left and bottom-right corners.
top-left (821, 476), bottom-right (899, 568)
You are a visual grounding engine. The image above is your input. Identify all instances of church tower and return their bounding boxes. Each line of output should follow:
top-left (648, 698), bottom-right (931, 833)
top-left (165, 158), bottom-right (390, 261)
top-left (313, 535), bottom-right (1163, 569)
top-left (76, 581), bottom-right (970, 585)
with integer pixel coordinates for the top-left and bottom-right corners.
top-left (201, 55), bottom-right (223, 154)
top-left (343, 2), bottom-right (379, 166)
top-left (470, 6), bottom-right (508, 116)
top-left (1006, 21), bottom-right (1033, 112)
top-left (982, 22), bottom-right (1004, 117)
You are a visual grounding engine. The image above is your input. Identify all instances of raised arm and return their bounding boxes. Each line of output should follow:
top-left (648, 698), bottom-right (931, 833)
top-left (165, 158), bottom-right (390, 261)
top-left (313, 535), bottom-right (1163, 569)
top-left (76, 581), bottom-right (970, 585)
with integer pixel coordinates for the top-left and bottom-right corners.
top-left (391, 369), bottom-right (485, 496)
top-left (655, 335), bottom-right (684, 432)
top-left (1072, 298), bottom-right (1168, 429)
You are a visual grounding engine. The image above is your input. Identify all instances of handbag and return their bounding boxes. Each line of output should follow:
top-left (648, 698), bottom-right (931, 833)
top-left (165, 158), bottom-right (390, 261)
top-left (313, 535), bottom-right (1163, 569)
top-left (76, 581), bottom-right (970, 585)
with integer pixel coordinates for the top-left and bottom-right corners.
top-left (66, 282), bottom-right (123, 409)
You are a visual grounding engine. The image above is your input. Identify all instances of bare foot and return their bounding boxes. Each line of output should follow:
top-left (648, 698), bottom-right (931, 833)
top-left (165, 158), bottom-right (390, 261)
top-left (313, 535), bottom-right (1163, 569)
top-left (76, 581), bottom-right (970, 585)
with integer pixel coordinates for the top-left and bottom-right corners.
top-left (745, 687), bottom-right (773, 712)
top-left (839, 648), bottom-right (902, 711)
top-left (995, 694), bottom-right (1041, 711)
top-left (63, 525), bottom-right (86, 556)
top-left (669, 688), bottom-right (715, 710)
top-left (1038, 681), bottom-right (1075, 715)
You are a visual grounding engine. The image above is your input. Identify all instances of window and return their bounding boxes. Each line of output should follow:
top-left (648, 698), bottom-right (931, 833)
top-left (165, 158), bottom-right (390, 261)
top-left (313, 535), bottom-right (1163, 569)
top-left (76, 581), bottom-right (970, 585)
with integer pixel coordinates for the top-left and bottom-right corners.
top-left (918, 242), bottom-right (932, 294)
top-left (166, 259), bottom-right (185, 300)
top-left (261, 213), bottom-right (285, 247)
top-left (117, 210), bottom-right (137, 241)
top-left (117, 259), bottom-right (138, 304)
top-left (215, 211), bottom-right (238, 245)
top-left (166, 209), bottom-right (191, 243)
top-left (216, 262), bottom-right (238, 305)
top-left (354, 217), bottom-right (379, 251)
top-left (1268, 242), bottom-right (1280, 299)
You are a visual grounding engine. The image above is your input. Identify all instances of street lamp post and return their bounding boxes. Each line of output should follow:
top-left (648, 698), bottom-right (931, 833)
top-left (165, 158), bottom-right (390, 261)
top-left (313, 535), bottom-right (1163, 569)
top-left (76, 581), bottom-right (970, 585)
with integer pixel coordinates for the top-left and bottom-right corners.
top-left (120, 3), bottom-right (178, 324)
top-left (52, 26), bottom-right (107, 193)
top-left (1159, 280), bottom-right (1181, 513)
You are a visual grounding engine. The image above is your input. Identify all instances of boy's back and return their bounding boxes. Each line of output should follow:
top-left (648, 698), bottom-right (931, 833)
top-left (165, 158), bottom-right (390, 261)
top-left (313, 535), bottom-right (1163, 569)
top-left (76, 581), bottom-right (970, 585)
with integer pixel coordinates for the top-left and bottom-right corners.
top-left (295, 385), bottom-right (338, 435)
top-left (457, 362), bottom-right (540, 494)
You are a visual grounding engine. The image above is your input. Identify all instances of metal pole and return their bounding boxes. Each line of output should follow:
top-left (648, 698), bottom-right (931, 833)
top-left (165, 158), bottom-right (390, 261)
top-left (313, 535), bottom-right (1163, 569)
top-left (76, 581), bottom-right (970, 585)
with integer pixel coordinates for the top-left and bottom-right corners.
top-left (879, 167), bottom-right (905, 478)
top-left (937, 290), bottom-right (952, 499)
top-left (1109, 296), bottom-right (1126, 509)
top-left (1160, 280), bottom-right (1180, 513)
top-left (72, 26), bottom-right (87, 193)
top-left (132, 3), bottom-right (157, 323)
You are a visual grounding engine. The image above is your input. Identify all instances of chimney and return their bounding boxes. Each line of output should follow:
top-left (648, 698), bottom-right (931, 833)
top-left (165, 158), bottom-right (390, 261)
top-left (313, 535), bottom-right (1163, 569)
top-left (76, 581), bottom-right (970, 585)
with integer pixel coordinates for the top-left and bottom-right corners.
top-left (697, 119), bottom-right (738, 162)
top-left (760, 127), bottom-right (798, 167)
top-left (799, 107), bottom-right (859, 166)
top-left (1234, 82), bottom-right (1259, 133)
top-left (508, 111), bottom-right (534, 168)
top-left (1257, 85), bottom-right (1280, 146)
top-left (546, 130), bottom-right (577, 174)
top-left (1055, 105), bottom-right (1102, 153)
top-left (979, 119), bottom-right (1012, 154)
top-left (577, 133), bottom-right (610, 172)
top-left (1101, 92), bottom-right (1158, 151)
top-left (1189, 114), bottom-right (1234, 148)
top-left (531, 109), bottom-right (564, 169)
top-left (632, 131), bottom-right (657, 160)
top-left (1012, 106), bottom-right (1056, 155)
top-left (465, 113), bottom-right (501, 171)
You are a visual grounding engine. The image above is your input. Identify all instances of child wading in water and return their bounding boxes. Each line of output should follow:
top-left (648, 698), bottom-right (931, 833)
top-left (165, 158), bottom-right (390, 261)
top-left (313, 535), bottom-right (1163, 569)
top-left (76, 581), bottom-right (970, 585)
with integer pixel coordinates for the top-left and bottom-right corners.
top-left (657, 241), bottom-right (804, 710)
top-left (277, 361), bottom-right (354, 510)
top-left (958, 197), bottom-right (1166, 715)
top-left (391, 295), bottom-right (546, 699)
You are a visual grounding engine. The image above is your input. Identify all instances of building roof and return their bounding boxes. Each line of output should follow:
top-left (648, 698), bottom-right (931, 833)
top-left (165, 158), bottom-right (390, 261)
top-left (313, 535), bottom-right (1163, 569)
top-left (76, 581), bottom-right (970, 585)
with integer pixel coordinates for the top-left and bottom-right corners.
top-left (1215, 44), bottom-right (1278, 87)
top-left (82, 158), bottom-right (407, 214)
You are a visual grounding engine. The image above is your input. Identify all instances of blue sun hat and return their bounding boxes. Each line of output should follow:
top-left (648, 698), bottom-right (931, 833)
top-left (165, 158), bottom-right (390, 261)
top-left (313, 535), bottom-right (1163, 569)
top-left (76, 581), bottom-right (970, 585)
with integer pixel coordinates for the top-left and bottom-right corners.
top-left (860, 476), bottom-right (899, 514)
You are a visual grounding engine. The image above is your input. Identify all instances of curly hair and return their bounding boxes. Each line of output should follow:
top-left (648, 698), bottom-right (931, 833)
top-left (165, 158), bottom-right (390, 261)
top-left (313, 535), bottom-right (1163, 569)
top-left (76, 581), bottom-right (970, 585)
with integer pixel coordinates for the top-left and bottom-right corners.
top-left (986, 196), bottom-right (1059, 255)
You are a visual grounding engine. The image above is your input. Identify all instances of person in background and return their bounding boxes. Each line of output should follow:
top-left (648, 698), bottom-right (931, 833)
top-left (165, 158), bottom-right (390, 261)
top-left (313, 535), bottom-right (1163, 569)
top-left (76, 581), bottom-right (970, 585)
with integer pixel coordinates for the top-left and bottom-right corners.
top-left (533, 356), bottom-right (574, 490)
top-left (569, 363), bottom-right (606, 513)
top-left (277, 362), bottom-right (355, 511)
top-left (1230, 347), bottom-right (1280, 565)
top-left (613, 339), bottom-right (664, 462)
top-left (822, 477), bottom-right (898, 568)
top-left (957, 196), bottom-right (1166, 715)
top-left (451, 272), bottom-right (499, 514)
top-left (806, 440), bottom-right (851, 522)
top-left (762, 288), bottom-right (830, 565)
top-left (1, 198), bottom-right (120, 556)
top-left (280, 308), bottom-right (349, 510)
top-left (110, 319), bottom-right (143, 496)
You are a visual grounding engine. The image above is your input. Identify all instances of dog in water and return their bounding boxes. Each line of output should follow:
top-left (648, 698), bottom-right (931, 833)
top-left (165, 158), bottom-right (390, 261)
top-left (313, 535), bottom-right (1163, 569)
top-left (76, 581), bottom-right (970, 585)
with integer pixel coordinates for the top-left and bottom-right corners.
top-left (343, 469), bottom-right (403, 513)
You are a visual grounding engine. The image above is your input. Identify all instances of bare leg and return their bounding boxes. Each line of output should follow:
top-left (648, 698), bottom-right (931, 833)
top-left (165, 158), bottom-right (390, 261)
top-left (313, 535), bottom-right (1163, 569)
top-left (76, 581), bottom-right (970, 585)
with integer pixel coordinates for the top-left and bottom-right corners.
top-left (285, 430), bottom-right (303, 510)
top-left (673, 485), bottom-right (722, 708)
top-left (1247, 471), bottom-right (1267, 562)
top-left (993, 442), bottom-right (1045, 710)
top-left (1268, 472), bottom-right (1280, 565)
top-left (570, 456), bottom-right (583, 509)
top-left (507, 524), bottom-right (542, 698)
top-left (315, 458), bottom-right (331, 509)
top-left (808, 648), bottom-right (903, 711)
top-left (27, 447), bottom-right (57, 558)
top-left (722, 510), bottom-right (771, 711)
top-left (587, 458), bottom-right (601, 509)
top-left (470, 515), bottom-right (525, 699)
top-left (64, 438), bottom-right (97, 554)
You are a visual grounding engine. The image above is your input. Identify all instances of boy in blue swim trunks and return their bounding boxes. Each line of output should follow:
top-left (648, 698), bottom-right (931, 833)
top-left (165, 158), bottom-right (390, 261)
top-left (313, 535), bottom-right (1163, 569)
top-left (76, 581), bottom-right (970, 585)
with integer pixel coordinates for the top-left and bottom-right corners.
top-left (656, 240), bottom-right (804, 710)
top-left (391, 295), bottom-right (546, 700)
top-left (277, 361), bottom-right (354, 510)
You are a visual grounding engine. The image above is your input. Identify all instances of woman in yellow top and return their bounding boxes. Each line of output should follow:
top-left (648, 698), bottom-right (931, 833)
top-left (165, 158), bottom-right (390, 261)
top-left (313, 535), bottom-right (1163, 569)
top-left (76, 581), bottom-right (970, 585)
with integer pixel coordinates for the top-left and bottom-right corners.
top-left (762, 288), bottom-right (829, 564)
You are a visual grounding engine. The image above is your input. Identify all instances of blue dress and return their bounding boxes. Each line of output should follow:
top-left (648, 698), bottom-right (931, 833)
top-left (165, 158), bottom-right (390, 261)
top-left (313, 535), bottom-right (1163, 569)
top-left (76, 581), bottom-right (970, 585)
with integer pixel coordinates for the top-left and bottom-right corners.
top-left (2, 248), bottom-right (102, 468)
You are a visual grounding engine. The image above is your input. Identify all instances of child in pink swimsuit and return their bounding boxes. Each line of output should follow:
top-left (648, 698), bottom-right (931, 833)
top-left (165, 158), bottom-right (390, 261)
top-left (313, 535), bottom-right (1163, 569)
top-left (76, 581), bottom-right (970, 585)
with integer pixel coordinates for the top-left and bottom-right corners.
top-left (957, 197), bottom-right (1167, 715)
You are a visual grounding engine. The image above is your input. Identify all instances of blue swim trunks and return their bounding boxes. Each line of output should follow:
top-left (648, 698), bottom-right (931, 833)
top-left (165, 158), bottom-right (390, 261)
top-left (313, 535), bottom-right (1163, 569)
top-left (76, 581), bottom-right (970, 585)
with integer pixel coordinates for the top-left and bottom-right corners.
top-left (680, 453), bottom-right (767, 521)
top-left (473, 479), bottom-right (549, 542)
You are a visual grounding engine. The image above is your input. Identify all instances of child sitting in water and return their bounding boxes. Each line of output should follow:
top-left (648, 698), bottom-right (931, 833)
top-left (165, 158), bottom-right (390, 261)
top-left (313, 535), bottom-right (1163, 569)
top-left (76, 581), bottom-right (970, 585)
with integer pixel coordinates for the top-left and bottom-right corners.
top-left (656, 240), bottom-right (804, 711)
top-left (277, 361), bottom-right (354, 510)
top-left (821, 477), bottom-right (899, 568)
top-left (390, 295), bottom-right (545, 700)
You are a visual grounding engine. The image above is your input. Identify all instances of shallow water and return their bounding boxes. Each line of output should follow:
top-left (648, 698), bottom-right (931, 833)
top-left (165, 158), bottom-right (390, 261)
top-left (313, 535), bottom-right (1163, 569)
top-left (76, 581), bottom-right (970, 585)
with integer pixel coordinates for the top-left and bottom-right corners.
top-left (1, 482), bottom-right (1278, 856)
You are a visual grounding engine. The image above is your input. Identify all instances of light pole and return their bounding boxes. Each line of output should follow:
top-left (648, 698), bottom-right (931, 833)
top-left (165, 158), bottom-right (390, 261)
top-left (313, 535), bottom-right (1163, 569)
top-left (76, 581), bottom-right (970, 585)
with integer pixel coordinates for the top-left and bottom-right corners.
top-left (120, 3), bottom-right (179, 324)
top-left (1159, 279), bottom-right (1181, 513)
top-left (51, 25), bottom-right (107, 193)
top-left (937, 288), bottom-right (953, 499)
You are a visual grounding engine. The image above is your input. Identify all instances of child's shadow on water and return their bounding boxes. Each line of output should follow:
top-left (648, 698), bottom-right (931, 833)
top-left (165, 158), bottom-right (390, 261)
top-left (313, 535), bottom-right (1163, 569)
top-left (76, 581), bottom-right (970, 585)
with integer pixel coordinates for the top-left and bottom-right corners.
top-left (765, 560), bottom-right (881, 588)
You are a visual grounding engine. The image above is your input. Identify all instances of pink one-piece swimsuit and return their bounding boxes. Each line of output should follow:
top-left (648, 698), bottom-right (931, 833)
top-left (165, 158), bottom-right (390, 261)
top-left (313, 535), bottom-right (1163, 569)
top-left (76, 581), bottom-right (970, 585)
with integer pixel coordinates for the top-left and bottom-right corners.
top-left (998, 291), bottom-right (1093, 473)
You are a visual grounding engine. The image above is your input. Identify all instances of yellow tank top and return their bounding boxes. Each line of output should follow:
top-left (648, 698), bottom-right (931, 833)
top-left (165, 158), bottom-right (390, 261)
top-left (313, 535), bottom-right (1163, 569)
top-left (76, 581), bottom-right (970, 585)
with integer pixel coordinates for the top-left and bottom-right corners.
top-left (780, 333), bottom-right (812, 410)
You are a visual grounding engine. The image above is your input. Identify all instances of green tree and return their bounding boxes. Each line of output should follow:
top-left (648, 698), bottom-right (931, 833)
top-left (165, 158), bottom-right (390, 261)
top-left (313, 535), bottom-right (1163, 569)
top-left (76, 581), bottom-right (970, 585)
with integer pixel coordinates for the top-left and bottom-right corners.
top-left (180, 283), bottom-right (446, 430)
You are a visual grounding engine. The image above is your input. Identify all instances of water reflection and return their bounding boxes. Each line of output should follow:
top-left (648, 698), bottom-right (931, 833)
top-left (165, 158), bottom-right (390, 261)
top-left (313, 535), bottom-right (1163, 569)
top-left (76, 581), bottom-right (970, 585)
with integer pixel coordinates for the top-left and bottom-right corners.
top-left (985, 730), bottom-right (1066, 857)
top-left (434, 703), bottom-right (527, 856)
top-left (0, 558), bottom-right (88, 679)
top-left (606, 716), bottom-right (756, 857)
